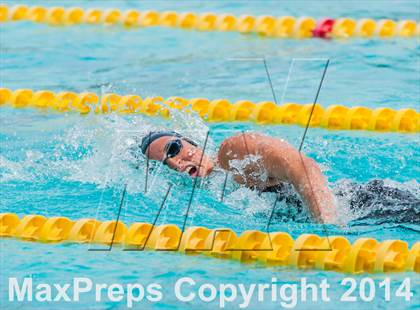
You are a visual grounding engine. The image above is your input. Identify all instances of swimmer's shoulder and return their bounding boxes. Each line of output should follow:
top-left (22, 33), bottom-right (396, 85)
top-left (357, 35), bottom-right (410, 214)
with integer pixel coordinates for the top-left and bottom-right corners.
top-left (219, 132), bottom-right (287, 153)
top-left (219, 132), bottom-right (266, 148)
top-left (217, 133), bottom-right (269, 168)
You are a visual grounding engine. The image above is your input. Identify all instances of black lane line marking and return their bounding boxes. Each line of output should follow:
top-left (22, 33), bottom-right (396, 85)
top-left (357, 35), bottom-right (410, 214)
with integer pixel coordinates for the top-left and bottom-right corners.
top-left (145, 132), bottom-right (151, 193)
top-left (89, 184), bottom-right (127, 251)
top-left (295, 59), bottom-right (332, 251)
top-left (265, 194), bottom-right (279, 232)
top-left (294, 249), bottom-right (333, 251)
top-left (263, 58), bottom-right (279, 105)
top-left (298, 59), bottom-right (329, 152)
top-left (220, 171), bottom-right (229, 202)
top-left (241, 130), bottom-right (250, 155)
top-left (124, 184), bottom-right (172, 251)
top-left (181, 131), bottom-right (210, 233)
top-left (110, 184), bottom-right (127, 249)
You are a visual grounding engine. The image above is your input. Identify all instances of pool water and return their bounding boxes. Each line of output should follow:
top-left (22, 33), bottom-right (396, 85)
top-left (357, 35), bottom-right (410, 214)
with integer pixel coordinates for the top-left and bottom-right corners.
top-left (0, 1), bottom-right (419, 309)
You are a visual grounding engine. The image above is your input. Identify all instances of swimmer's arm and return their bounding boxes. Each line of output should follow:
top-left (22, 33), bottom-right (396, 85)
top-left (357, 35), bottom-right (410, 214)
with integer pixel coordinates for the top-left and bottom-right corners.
top-left (264, 149), bottom-right (336, 223)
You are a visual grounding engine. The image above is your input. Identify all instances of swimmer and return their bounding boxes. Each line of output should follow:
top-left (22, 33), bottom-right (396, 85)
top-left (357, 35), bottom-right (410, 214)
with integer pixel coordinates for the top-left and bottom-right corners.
top-left (138, 131), bottom-right (336, 224)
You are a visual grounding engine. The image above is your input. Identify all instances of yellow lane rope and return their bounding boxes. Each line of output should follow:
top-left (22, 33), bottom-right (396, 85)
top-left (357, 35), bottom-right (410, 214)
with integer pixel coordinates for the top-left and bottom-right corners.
top-left (0, 4), bottom-right (418, 39)
top-left (1, 88), bottom-right (419, 133)
top-left (1, 213), bottom-right (419, 273)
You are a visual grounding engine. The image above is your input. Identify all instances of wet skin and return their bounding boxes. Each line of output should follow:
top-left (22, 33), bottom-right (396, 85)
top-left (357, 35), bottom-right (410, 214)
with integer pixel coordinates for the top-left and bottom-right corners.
top-left (145, 132), bottom-right (336, 223)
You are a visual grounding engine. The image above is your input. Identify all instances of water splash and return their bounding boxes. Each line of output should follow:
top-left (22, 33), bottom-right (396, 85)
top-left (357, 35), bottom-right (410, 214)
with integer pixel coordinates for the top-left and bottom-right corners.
top-left (1, 110), bottom-right (418, 226)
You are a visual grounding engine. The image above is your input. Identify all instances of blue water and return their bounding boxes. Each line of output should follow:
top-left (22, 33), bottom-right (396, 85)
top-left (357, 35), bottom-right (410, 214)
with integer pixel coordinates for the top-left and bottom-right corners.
top-left (0, 1), bottom-right (419, 309)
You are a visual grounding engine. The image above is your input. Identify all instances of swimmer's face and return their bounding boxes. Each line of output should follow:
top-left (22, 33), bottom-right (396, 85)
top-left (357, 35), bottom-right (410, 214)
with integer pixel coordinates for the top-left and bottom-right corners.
top-left (146, 136), bottom-right (214, 178)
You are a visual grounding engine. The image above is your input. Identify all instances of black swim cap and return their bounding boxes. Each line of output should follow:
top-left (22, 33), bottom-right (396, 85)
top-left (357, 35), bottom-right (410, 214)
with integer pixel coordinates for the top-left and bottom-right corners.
top-left (140, 131), bottom-right (197, 155)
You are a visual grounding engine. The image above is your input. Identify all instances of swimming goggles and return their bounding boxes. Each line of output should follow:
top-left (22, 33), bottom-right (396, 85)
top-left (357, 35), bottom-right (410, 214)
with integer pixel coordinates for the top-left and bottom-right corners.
top-left (162, 137), bottom-right (197, 165)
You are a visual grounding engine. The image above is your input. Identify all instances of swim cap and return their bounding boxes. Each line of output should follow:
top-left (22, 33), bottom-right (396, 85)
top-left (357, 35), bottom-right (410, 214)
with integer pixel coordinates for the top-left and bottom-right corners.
top-left (140, 131), bottom-right (197, 155)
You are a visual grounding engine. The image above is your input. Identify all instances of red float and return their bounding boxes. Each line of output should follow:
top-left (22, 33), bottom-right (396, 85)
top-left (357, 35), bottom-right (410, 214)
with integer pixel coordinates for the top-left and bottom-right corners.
top-left (313, 18), bottom-right (335, 38)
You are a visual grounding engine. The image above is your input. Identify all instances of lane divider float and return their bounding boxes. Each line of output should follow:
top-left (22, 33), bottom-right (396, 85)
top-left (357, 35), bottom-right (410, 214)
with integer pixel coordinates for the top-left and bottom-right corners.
top-left (1, 87), bottom-right (419, 133)
top-left (0, 4), bottom-right (418, 39)
top-left (0, 213), bottom-right (419, 273)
